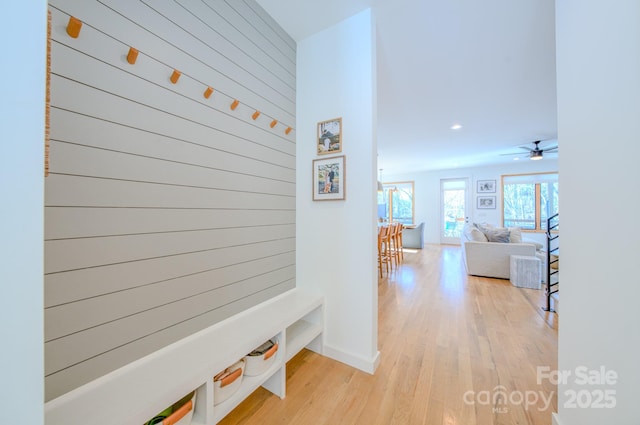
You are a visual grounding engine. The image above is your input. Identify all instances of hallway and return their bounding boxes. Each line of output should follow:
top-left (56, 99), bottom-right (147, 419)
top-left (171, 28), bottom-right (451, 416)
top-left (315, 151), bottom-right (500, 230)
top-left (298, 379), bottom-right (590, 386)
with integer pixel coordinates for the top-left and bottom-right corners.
top-left (221, 244), bottom-right (558, 425)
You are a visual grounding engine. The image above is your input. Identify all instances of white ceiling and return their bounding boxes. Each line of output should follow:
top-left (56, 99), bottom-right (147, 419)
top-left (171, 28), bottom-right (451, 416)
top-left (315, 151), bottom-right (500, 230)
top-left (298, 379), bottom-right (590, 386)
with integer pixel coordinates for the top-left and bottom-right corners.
top-left (256, 0), bottom-right (558, 174)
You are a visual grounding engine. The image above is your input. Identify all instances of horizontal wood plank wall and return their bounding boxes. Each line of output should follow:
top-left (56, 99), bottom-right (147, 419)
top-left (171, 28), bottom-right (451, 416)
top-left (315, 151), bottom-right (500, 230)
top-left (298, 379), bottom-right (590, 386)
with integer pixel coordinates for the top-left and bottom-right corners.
top-left (45, 0), bottom-right (296, 401)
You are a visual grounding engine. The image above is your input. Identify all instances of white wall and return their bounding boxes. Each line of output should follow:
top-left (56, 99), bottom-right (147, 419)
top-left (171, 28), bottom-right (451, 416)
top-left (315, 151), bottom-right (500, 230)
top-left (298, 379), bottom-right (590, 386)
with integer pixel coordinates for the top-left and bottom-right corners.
top-left (296, 9), bottom-right (379, 372)
top-left (0, 2), bottom-right (46, 424)
top-left (387, 159), bottom-right (558, 245)
top-left (555, 1), bottom-right (640, 424)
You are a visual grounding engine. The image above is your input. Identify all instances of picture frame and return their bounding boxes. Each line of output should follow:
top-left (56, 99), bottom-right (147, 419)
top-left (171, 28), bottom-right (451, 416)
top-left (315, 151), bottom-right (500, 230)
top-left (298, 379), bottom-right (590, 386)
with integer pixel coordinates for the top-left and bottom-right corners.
top-left (477, 179), bottom-right (496, 193)
top-left (313, 155), bottom-right (345, 201)
top-left (477, 196), bottom-right (496, 209)
top-left (317, 117), bottom-right (342, 155)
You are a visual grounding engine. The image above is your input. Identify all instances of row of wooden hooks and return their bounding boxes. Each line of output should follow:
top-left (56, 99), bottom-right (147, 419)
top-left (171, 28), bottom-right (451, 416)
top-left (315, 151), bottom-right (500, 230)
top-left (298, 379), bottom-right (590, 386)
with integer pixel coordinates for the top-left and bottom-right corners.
top-left (65, 16), bottom-right (294, 136)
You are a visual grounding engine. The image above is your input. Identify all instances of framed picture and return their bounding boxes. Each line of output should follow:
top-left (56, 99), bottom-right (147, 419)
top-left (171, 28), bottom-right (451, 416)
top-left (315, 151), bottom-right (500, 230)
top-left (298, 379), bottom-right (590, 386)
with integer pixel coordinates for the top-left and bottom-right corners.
top-left (477, 179), bottom-right (496, 193)
top-left (477, 196), bottom-right (496, 209)
top-left (313, 155), bottom-right (345, 201)
top-left (317, 117), bottom-right (342, 155)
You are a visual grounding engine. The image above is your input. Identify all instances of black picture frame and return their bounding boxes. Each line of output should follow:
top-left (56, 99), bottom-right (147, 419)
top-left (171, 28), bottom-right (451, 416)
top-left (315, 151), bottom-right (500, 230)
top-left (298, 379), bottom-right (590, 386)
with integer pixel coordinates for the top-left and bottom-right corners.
top-left (477, 180), bottom-right (496, 193)
top-left (477, 196), bottom-right (496, 209)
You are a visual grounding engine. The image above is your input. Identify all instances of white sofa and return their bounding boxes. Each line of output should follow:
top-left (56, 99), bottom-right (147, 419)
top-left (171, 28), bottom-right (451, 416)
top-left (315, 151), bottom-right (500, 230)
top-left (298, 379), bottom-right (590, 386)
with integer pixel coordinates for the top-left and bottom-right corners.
top-left (461, 223), bottom-right (544, 280)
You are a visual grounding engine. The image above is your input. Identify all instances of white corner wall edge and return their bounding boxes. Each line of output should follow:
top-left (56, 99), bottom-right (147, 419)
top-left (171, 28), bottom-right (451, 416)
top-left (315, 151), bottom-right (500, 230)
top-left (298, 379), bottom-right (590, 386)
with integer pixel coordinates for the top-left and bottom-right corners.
top-left (2, 3), bottom-right (46, 425)
top-left (322, 344), bottom-right (380, 374)
top-left (295, 6), bottom-right (378, 382)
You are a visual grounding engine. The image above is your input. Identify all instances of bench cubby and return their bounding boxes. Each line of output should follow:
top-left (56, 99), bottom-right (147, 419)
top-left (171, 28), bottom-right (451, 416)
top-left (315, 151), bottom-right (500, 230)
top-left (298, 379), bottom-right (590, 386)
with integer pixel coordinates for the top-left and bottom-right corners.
top-left (45, 288), bottom-right (323, 425)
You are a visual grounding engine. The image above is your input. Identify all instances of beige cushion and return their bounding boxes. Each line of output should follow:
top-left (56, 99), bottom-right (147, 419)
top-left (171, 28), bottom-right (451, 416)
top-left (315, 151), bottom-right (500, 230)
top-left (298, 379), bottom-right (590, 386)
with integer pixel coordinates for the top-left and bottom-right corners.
top-left (475, 223), bottom-right (522, 243)
top-left (465, 225), bottom-right (488, 242)
top-left (473, 222), bottom-right (494, 233)
top-left (476, 223), bottom-right (523, 244)
top-left (509, 227), bottom-right (522, 243)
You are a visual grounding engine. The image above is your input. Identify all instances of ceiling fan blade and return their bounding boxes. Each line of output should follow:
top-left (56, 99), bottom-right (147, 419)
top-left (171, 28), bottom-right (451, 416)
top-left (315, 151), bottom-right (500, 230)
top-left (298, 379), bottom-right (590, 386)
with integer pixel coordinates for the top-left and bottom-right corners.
top-left (543, 145), bottom-right (558, 152)
top-left (519, 146), bottom-right (534, 152)
top-left (500, 152), bottom-right (524, 156)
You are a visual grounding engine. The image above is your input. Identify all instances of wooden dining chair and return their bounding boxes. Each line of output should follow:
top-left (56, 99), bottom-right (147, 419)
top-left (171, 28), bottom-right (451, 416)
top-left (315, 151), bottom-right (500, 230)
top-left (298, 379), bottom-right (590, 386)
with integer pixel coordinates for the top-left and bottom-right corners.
top-left (396, 223), bottom-right (404, 261)
top-left (377, 225), bottom-right (392, 277)
top-left (389, 223), bottom-right (401, 267)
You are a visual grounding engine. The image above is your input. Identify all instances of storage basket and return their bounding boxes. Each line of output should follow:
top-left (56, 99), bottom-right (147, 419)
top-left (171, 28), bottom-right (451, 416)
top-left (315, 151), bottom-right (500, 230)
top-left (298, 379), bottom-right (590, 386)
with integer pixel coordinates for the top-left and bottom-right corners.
top-left (243, 339), bottom-right (279, 377)
top-left (213, 359), bottom-right (245, 405)
top-left (144, 390), bottom-right (196, 425)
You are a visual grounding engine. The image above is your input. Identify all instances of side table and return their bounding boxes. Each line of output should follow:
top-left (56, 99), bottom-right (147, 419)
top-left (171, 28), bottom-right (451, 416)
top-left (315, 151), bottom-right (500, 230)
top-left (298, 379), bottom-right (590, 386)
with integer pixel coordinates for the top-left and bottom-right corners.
top-left (510, 255), bottom-right (541, 289)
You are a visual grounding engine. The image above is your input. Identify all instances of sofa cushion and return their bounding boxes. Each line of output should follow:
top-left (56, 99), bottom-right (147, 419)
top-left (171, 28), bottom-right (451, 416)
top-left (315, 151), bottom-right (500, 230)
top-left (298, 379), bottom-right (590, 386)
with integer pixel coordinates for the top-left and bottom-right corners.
top-left (475, 223), bottom-right (523, 244)
top-left (508, 227), bottom-right (522, 243)
top-left (464, 225), bottom-right (488, 242)
top-left (485, 227), bottom-right (511, 243)
top-left (473, 222), bottom-right (493, 233)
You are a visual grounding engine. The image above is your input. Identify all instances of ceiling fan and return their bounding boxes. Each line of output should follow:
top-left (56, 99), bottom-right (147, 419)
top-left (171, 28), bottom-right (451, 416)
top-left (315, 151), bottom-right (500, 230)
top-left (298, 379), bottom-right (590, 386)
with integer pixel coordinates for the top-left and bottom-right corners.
top-left (503, 140), bottom-right (558, 161)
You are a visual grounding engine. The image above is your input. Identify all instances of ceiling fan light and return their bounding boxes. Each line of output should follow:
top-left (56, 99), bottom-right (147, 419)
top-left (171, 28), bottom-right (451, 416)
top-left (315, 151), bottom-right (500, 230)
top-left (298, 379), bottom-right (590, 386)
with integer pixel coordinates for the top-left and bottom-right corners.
top-left (530, 151), bottom-right (543, 160)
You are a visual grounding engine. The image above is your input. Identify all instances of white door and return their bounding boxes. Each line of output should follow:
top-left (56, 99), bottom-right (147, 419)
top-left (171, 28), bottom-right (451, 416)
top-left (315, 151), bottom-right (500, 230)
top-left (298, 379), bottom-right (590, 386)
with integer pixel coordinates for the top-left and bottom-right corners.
top-left (440, 178), bottom-right (469, 245)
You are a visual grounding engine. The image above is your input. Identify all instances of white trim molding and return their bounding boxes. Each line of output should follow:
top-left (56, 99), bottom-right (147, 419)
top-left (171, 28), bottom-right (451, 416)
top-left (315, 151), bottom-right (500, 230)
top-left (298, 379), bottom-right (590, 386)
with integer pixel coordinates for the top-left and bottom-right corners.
top-left (322, 344), bottom-right (381, 374)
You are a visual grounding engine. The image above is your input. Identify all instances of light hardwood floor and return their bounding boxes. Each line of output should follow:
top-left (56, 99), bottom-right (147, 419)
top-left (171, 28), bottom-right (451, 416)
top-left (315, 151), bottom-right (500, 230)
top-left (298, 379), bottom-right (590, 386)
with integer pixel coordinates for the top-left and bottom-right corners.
top-left (220, 244), bottom-right (558, 425)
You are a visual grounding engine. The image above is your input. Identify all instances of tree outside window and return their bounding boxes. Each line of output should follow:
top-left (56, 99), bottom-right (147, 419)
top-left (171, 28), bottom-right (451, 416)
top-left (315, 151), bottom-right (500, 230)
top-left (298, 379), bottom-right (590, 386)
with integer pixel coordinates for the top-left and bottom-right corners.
top-left (502, 173), bottom-right (558, 231)
top-left (378, 181), bottom-right (415, 224)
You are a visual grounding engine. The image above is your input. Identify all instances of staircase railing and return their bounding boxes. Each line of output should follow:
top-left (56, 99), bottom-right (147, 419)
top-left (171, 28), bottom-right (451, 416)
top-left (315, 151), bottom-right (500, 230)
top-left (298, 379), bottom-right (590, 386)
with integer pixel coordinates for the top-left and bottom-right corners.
top-left (543, 213), bottom-right (559, 312)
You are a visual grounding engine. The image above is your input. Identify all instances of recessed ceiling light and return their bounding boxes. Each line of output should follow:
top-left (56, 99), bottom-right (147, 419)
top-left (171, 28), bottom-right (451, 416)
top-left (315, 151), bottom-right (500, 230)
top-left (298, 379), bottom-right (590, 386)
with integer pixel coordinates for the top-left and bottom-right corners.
top-left (450, 124), bottom-right (462, 130)
top-left (514, 157), bottom-right (520, 161)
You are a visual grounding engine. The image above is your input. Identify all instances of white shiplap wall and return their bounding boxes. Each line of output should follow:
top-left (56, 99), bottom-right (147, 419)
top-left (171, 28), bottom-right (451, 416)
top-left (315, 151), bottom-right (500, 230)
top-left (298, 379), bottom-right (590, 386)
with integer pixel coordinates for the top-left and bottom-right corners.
top-left (45, 0), bottom-right (295, 401)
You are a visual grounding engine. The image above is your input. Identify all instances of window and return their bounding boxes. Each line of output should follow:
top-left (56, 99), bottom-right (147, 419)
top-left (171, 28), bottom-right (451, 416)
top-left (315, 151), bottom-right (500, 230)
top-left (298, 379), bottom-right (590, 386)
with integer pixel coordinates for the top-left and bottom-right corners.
top-left (502, 172), bottom-right (558, 231)
top-left (378, 181), bottom-right (415, 225)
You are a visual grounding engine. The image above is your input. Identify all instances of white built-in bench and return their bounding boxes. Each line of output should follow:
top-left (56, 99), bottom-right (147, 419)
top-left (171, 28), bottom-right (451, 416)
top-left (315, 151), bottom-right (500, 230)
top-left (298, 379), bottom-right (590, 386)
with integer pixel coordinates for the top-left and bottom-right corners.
top-left (45, 288), bottom-right (324, 425)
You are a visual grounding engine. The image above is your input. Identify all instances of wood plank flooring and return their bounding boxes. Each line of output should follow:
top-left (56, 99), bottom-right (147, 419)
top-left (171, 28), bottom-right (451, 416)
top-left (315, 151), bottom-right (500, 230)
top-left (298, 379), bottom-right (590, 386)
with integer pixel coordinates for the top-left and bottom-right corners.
top-left (219, 244), bottom-right (558, 425)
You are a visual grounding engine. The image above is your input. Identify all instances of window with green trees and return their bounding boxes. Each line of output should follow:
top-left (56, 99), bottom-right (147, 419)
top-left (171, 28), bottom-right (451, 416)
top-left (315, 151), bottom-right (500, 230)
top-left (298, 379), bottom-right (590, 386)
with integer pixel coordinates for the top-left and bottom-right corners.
top-left (502, 172), bottom-right (558, 231)
top-left (378, 181), bottom-right (415, 225)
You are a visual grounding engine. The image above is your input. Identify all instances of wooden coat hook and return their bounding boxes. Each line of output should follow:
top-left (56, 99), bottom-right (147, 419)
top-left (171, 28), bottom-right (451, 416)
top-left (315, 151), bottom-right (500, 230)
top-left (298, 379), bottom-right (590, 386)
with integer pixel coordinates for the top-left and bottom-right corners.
top-left (126, 47), bottom-right (138, 64)
top-left (170, 70), bottom-right (181, 84)
top-left (66, 16), bottom-right (82, 38)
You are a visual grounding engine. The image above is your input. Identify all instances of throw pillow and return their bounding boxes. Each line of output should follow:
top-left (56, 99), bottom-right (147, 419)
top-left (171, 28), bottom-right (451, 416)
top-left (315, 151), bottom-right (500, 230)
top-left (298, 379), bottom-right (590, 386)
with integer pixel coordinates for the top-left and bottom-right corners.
top-left (508, 227), bottom-right (522, 243)
top-left (473, 222), bottom-right (493, 232)
top-left (485, 228), bottom-right (511, 243)
top-left (465, 225), bottom-right (488, 242)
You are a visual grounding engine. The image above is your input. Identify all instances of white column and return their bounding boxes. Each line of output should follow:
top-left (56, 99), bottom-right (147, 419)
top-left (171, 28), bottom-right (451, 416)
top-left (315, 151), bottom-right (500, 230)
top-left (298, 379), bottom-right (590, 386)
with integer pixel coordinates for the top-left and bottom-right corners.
top-left (296, 9), bottom-right (379, 372)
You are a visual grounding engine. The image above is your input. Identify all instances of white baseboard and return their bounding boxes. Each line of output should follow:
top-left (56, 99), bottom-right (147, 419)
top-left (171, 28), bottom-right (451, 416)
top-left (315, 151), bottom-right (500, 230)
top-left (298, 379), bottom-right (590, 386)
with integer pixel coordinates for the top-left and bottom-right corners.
top-left (322, 344), bottom-right (381, 374)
